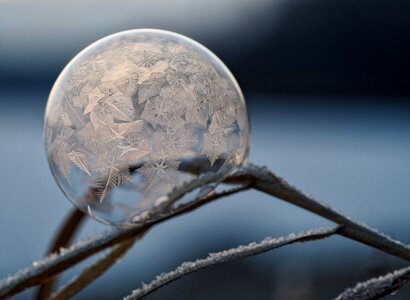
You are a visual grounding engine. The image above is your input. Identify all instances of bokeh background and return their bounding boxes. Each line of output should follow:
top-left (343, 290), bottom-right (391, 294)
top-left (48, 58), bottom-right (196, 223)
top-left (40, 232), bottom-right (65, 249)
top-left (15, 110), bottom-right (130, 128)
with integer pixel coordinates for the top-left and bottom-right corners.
top-left (1, 0), bottom-right (409, 299)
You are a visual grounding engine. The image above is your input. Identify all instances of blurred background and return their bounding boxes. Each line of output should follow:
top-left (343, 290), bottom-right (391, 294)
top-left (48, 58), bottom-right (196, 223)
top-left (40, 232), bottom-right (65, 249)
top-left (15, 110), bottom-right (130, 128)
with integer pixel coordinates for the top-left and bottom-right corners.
top-left (1, 0), bottom-right (409, 299)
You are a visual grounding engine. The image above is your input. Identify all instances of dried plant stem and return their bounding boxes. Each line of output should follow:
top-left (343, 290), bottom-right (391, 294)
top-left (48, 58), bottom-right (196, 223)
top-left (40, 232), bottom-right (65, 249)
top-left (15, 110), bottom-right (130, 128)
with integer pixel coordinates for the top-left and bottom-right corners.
top-left (45, 209), bottom-right (86, 257)
top-left (0, 184), bottom-right (249, 299)
top-left (124, 227), bottom-right (340, 300)
top-left (35, 208), bottom-right (86, 300)
top-left (232, 164), bottom-right (410, 260)
top-left (48, 230), bottom-right (147, 300)
top-left (1, 164), bottom-right (409, 299)
top-left (334, 265), bottom-right (410, 300)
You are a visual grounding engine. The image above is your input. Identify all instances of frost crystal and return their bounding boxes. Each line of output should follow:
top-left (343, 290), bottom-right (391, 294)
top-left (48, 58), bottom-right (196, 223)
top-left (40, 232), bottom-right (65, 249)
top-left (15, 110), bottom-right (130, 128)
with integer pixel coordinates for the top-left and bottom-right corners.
top-left (44, 29), bottom-right (250, 225)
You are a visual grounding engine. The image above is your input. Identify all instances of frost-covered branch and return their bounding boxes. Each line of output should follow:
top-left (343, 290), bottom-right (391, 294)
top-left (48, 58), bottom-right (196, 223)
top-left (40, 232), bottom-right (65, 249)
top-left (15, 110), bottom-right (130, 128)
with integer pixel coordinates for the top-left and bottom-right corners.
top-left (1, 164), bottom-right (409, 299)
top-left (334, 265), bottom-right (410, 300)
top-left (35, 208), bottom-right (86, 300)
top-left (0, 184), bottom-right (248, 299)
top-left (123, 227), bottom-right (340, 300)
top-left (130, 167), bottom-right (237, 221)
top-left (48, 233), bottom-right (143, 300)
top-left (233, 164), bottom-right (410, 261)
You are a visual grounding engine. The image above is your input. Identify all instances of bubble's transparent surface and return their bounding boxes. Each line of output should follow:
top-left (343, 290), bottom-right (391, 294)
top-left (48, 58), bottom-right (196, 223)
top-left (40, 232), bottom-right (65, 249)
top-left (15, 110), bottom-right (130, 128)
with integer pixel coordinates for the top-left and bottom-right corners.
top-left (44, 29), bottom-right (250, 225)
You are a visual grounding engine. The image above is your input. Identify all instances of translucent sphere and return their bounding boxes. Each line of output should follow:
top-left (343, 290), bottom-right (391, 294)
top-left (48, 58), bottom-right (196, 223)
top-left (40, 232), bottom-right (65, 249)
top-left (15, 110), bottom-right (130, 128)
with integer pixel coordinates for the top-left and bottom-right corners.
top-left (44, 29), bottom-right (250, 225)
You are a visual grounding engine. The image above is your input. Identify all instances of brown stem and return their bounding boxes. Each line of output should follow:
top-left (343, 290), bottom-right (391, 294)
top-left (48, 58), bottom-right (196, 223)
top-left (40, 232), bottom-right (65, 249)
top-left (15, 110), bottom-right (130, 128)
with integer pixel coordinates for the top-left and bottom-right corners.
top-left (48, 230), bottom-right (147, 300)
top-left (239, 164), bottom-right (410, 260)
top-left (1, 164), bottom-right (409, 299)
top-left (34, 209), bottom-right (86, 300)
top-left (0, 185), bottom-right (249, 299)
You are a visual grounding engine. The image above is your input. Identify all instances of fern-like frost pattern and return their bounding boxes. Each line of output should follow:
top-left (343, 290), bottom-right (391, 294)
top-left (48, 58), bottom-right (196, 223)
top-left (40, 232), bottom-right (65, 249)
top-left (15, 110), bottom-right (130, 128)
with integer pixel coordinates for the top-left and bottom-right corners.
top-left (44, 29), bottom-right (249, 225)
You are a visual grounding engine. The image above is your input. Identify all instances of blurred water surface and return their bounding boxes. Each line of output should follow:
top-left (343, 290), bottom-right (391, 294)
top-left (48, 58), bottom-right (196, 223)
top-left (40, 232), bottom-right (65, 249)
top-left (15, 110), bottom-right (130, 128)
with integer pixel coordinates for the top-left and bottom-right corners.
top-left (0, 87), bottom-right (409, 299)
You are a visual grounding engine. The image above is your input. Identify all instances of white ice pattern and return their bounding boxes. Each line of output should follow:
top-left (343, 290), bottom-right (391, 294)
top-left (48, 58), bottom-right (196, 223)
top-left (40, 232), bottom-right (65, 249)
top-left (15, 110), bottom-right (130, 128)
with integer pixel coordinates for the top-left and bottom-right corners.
top-left (45, 33), bottom-right (249, 214)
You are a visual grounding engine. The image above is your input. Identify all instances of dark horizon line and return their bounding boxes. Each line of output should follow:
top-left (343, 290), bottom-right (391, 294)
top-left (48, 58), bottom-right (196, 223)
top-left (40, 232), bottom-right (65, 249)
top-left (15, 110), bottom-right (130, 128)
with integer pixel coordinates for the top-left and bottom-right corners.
top-left (2, 77), bottom-right (410, 102)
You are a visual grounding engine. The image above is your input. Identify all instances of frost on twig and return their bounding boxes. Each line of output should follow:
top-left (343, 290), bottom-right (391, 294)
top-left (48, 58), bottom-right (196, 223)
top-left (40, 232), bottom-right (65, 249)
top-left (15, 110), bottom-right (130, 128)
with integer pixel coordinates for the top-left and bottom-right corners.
top-left (334, 265), bottom-right (410, 300)
top-left (35, 208), bottom-right (86, 300)
top-left (238, 164), bottom-right (410, 261)
top-left (0, 228), bottom-right (125, 299)
top-left (48, 234), bottom-right (143, 300)
top-left (123, 227), bottom-right (340, 300)
top-left (0, 182), bottom-right (248, 299)
top-left (131, 166), bottom-right (236, 222)
top-left (1, 164), bottom-right (410, 299)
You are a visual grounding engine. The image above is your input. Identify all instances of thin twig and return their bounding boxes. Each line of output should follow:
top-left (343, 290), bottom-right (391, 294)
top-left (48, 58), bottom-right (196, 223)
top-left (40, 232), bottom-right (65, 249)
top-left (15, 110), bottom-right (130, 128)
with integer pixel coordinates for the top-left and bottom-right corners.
top-left (0, 183), bottom-right (249, 299)
top-left (333, 265), bottom-right (410, 300)
top-left (160, 167), bottom-right (235, 210)
top-left (44, 209), bottom-right (86, 257)
top-left (47, 230), bottom-right (147, 300)
top-left (34, 208), bottom-right (86, 300)
top-left (1, 164), bottom-right (409, 299)
top-left (234, 164), bottom-right (410, 261)
top-left (171, 183), bottom-right (253, 217)
top-left (123, 227), bottom-right (340, 300)
top-left (129, 167), bottom-right (243, 223)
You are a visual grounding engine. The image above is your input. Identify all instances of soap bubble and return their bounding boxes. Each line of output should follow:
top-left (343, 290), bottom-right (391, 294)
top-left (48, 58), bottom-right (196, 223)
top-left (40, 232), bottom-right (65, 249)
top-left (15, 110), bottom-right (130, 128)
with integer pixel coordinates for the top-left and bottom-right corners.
top-left (44, 29), bottom-right (250, 225)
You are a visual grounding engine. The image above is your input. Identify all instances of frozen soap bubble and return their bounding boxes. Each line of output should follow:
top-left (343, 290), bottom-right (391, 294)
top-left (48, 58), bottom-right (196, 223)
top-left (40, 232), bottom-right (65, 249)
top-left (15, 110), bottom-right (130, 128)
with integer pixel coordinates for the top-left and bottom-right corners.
top-left (44, 29), bottom-right (250, 225)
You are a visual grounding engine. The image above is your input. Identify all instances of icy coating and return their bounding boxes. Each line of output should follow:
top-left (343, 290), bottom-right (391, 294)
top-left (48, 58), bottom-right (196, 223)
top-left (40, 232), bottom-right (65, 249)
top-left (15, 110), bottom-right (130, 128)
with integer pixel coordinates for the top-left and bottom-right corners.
top-left (44, 29), bottom-right (250, 225)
